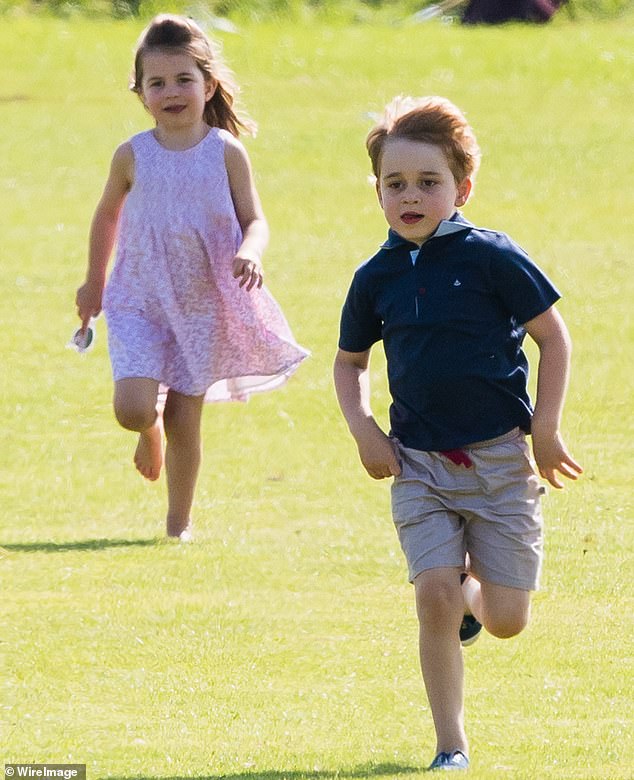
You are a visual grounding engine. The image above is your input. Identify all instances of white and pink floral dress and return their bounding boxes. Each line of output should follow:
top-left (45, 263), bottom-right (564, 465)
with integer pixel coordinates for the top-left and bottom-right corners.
top-left (102, 128), bottom-right (308, 401)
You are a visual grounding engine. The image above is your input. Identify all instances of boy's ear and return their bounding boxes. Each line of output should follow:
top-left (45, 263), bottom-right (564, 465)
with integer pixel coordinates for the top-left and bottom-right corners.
top-left (375, 177), bottom-right (383, 208)
top-left (455, 177), bottom-right (472, 207)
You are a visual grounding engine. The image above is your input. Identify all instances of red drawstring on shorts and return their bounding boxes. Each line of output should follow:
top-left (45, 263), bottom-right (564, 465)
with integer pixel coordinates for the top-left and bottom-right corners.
top-left (439, 449), bottom-right (473, 468)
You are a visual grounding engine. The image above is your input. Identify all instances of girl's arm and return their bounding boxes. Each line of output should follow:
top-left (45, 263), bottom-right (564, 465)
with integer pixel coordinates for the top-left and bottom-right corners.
top-left (333, 348), bottom-right (401, 480)
top-left (524, 305), bottom-right (583, 488)
top-left (76, 142), bottom-right (133, 330)
top-left (224, 136), bottom-right (269, 291)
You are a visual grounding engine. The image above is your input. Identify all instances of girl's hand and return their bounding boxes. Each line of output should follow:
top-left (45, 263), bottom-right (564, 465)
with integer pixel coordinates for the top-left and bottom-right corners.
top-left (232, 254), bottom-right (263, 291)
top-left (76, 281), bottom-right (103, 331)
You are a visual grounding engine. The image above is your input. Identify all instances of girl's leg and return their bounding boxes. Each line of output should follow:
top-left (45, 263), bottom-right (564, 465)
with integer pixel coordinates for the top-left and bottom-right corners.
top-left (113, 378), bottom-right (163, 481)
top-left (462, 576), bottom-right (531, 638)
top-left (162, 389), bottom-right (205, 538)
top-left (414, 567), bottom-right (469, 756)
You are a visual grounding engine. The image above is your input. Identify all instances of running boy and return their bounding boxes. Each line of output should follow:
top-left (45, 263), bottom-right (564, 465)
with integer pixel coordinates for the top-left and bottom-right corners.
top-left (333, 96), bottom-right (582, 771)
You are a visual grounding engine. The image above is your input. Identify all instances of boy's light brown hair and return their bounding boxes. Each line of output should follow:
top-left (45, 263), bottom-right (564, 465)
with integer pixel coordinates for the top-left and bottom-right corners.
top-left (366, 96), bottom-right (481, 185)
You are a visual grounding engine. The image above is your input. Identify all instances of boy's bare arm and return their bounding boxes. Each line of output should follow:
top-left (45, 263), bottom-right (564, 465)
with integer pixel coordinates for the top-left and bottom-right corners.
top-left (333, 348), bottom-right (401, 479)
top-left (525, 306), bottom-right (583, 489)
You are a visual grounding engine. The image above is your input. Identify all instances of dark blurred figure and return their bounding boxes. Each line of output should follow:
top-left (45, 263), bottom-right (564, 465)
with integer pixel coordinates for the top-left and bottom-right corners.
top-left (462, 0), bottom-right (567, 24)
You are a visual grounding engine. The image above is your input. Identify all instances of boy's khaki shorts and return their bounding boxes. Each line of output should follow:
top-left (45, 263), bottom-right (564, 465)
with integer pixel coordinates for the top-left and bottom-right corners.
top-left (391, 428), bottom-right (543, 590)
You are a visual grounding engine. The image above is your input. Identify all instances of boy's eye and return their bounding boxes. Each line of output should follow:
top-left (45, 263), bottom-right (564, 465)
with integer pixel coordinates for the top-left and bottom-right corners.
top-left (421, 180), bottom-right (438, 188)
top-left (387, 181), bottom-right (403, 189)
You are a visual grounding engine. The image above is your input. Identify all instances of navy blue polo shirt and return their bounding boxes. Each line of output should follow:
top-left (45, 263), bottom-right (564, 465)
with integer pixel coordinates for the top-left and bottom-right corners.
top-left (338, 213), bottom-right (561, 451)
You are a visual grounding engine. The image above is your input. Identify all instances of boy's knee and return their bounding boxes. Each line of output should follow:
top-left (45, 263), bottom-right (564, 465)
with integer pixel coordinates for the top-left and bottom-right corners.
top-left (414, 570), bottom-right (463, 626)
top-left (479, 582), bottom-right (531, 638)
top-left (484, 609), bottom-right (529, 639)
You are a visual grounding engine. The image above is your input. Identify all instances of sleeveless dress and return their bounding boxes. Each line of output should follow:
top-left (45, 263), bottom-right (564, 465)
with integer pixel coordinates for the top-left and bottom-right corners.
top-left (102, 128), bottom-right (308, 402)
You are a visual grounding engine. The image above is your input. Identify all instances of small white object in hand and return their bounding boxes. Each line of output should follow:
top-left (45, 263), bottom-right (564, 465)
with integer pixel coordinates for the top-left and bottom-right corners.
top-left (68, 317), bottom-right (96, 353)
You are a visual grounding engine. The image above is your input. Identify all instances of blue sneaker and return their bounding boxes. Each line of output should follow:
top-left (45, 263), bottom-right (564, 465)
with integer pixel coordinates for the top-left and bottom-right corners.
top-left (460, 614), bottom-right (482, 647)
top-left (427, 750), bottom-right (470, 771)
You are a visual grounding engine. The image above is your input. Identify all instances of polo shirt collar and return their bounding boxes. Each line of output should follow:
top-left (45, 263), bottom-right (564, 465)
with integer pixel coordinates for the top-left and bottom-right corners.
top-left (381, 212), bottom-right (473, 250)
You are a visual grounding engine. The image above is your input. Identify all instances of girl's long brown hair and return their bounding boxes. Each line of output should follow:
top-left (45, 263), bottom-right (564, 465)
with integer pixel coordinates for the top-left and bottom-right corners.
top-left (131, 14), bottom-right (256, 138)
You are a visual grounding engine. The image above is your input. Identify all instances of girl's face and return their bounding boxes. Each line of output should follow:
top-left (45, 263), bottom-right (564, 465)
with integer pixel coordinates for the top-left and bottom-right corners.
top-left (139, 50), bottom-right (215, 132)
top-left (376, 138), bottom-right (471, 246)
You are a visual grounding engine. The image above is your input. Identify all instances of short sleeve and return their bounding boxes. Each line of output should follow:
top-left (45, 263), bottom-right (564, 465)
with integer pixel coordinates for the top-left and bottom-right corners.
top-left (489, 236), bottom-right (561, 324)
top-left (338, 269), bottom-right (383, 352)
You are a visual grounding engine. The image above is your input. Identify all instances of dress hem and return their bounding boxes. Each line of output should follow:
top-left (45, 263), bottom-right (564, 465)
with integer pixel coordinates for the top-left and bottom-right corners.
top-left (113, 353), bottom-right (310, 404)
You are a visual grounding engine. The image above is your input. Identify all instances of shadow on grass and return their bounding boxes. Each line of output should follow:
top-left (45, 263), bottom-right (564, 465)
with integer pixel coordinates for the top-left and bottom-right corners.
top-left (104, 765), bottom-right (425, 780)
top-left (0, 538), bottom-right (160, 554)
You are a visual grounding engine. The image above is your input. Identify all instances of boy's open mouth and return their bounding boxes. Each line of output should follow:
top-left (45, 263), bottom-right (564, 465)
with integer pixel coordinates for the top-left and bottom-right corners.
top-left (401, 212), bottom-right (424, 224)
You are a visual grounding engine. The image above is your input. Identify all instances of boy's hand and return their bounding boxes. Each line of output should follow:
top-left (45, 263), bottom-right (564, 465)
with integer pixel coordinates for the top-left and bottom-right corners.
top-left (355, 426), bottom-right (402, 480)
top-left (333, 348), bottom-right (401, 480)
top-left (76, 281), bottom-right (103, 332)
top-left (531, 427), bottom-right (583, 489)
top-left (524, 307), bottom-right (583, 489)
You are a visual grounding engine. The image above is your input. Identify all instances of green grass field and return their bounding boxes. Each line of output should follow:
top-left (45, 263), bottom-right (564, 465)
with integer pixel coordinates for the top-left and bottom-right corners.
top-left (2, 12), bottom-right (633, 779)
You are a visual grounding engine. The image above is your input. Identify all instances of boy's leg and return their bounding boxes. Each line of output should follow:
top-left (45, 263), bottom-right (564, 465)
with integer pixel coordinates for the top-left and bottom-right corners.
top-left (414, 567), bottom-right (469, 756)
top-left (163, 389), bottom-right (205, 537)
top-left (113, 377), bottom-right (163, 481)
top-left (463, 575), bottom-right (531, 638)
top-left (460, 430), bottom-right (542, 638)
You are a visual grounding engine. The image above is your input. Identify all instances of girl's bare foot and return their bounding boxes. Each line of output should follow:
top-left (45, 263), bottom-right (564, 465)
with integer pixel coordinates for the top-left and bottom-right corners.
top-left (134, 419), bottom-right (164, 481)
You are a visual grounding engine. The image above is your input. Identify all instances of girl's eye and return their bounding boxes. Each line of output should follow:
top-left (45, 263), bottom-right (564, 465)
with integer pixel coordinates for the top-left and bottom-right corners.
top-left (422, 180), bottom-right (437, 188)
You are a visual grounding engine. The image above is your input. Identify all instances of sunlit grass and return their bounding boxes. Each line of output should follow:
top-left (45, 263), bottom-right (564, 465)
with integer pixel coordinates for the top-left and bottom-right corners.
top-left (1, 14), bottom-right (633, 779)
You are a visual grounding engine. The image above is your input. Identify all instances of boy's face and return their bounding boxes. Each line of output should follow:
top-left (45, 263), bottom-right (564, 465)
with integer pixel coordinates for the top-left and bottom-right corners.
top-left (376, 138), bottom-right (471, 246)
